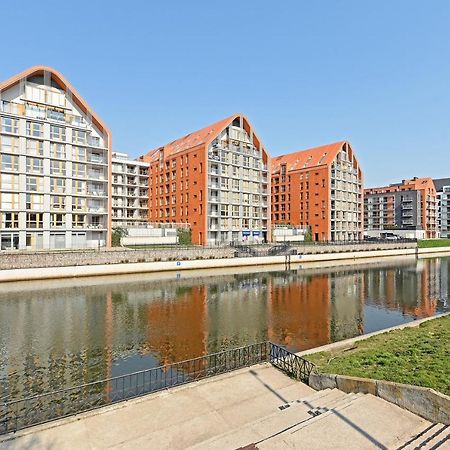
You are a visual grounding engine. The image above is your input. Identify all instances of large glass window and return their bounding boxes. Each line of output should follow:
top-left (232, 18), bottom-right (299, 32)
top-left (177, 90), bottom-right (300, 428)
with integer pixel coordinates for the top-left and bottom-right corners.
top-left (0, 174), bottom-right (19, 190)
top-left (26, 121), bottom-right (43, 137)
top-left (1, 117), bottom-right (19, 134)
top-left (51, 196), bottom-right (65, 210)
top-left (0, 136), bottom-right (19, 153)
top-left (26, 194), bottom-right (44, 210)
top-left (1, 154), bottom-right (19, 171)
top-left (50, 160), bottom-right (66, 176)
top-left (26, 213), bottom-right (43, 228)
top-left (26, 139), bottom-right (44, 156)
top-left (26, 176), bottom-right (43, 192)
top-left (72, 129), bottom-right (87, 144)
top-left (26, 157), bottom-right (43, 174)
top-left (50, 125), bottom-right (66, 141)
top-left (50, 177), bottom-right (65, 193)
top-left (50, 213), bottom-right (64, 228)
top-left (0, 193), bottom-right (19, 209)
top-left (50, 143), bottom-right (65, 159)
top-left (1, 212), bottom-right (19, 228)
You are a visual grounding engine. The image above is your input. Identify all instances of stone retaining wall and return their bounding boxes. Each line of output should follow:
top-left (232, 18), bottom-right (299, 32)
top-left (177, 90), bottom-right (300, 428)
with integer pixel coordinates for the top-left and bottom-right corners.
top-left (309, 373), bottom-right (450, 425)
top-left (0, 247), bottom-right (235, 270)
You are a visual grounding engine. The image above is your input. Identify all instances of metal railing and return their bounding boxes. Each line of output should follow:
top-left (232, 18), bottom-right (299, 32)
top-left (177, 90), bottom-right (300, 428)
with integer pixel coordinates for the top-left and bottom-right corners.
top-left (269, 343), bottom-right (316, 384)
top-left (1, 341), bottom-right (274, 435)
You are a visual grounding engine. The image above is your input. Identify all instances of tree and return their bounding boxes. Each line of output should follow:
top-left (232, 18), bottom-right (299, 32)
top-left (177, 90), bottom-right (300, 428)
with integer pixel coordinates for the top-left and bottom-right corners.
top-left (177, 228), bottom-right (192, 245)
top-left (111, 227), bottom-right (128, 247)
top-left (304, 225), bottom-right (313, 242)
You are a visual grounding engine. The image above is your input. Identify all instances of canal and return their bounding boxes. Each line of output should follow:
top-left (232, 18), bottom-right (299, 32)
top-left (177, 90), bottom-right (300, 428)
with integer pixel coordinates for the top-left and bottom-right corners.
top-left (0, 254), bottom-right (449, 402)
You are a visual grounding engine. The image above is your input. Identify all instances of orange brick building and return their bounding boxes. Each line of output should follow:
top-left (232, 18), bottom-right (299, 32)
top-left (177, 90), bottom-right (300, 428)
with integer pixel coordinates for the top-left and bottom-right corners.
top-left (364, 177), bottom-right (437, 238)
top-left (143, 114), bottom-right (270, 245)
top-left (271, 141), bottom-right (363, 241)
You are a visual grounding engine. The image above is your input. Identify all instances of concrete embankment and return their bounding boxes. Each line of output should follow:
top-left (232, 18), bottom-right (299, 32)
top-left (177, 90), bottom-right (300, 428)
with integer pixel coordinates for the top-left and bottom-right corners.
top-left (1, 246), bottom-right (449, 282)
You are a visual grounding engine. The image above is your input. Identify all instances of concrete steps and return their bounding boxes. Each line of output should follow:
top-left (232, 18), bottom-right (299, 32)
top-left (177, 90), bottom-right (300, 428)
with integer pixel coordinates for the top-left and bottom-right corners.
top-left (398, 423), bottom-right (450, 449)
top-left (190, 387), bottom-right (436, 450)
top-left (190, 389), bottom-right (363, 449)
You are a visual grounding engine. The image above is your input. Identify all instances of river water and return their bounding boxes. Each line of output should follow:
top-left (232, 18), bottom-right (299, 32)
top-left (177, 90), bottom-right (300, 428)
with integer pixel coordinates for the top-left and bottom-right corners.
top-left (0, 254), bottom-right (449, 401)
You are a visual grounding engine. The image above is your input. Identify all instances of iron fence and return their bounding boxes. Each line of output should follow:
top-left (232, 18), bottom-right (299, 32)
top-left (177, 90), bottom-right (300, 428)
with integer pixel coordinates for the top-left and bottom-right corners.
top-left (0, 341), bottom-right (269, 435)
top-left (269, 343), bottom-right (316, 384)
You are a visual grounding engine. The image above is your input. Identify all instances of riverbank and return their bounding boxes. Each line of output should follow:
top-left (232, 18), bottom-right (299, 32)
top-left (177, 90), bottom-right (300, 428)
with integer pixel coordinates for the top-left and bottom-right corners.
top-left (0, 246), bottom-right (449, 282)
top-left (306, 314), bottom-right (450, 395)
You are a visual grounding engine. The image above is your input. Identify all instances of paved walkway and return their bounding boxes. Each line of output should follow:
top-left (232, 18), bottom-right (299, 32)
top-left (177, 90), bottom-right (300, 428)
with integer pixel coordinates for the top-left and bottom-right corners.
top-left (1, 364), bottom-right (446, 450)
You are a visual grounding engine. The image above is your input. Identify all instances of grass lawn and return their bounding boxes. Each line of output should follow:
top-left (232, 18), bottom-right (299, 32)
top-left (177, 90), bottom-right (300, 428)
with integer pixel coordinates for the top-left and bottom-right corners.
top-left (307, 315), bottom-right (450, 395)
top-left (418, 238), bottom-right (450, 248)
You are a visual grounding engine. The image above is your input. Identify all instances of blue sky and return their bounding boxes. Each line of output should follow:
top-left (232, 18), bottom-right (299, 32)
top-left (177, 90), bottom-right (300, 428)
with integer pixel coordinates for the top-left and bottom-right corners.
top-left (2, 0), bottom-right (450, 186)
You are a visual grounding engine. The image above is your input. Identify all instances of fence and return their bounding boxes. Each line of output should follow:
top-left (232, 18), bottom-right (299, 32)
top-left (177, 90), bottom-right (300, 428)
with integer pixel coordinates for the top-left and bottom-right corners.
top-left (0, 342), bottom-right (314, 435)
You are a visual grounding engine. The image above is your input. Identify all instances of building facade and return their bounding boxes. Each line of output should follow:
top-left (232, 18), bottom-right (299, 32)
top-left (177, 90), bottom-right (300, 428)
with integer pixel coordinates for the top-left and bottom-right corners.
top-left (364, 177), bottom-right (437, 238)
top-left (111, 152), bottom-right (149, 226)
top-left (143, 114), bottom-right (270, 245)
top-left (0, 66), bottom-right (111, 250)
top-left (434, 178), bottom-right (450, 238)
top-left (271, 141), bottom-right (363, 241)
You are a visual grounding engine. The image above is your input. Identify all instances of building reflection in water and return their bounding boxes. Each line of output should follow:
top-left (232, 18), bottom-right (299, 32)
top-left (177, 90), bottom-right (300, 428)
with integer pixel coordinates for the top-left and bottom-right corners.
top-left (0, 256), bottom-right (448, 400)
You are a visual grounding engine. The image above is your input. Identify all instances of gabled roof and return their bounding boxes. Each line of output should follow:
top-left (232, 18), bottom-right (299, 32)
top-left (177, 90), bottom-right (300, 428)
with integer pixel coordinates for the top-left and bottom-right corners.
top-left (271, 141), bottom-right (346, 174)
top-left (0, 65), bottom-right (111, 142)
top-left (144, 113), bottom-right (265, 161)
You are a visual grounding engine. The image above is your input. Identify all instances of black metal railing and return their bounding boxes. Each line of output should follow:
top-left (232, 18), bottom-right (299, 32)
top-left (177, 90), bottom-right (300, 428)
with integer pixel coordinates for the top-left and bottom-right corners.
top-left (269, 343), bottom-right (316, 384)
top-left (0, 341), bottom-right (314, 435)
top-left (0, 342), bottom-right (269, 435)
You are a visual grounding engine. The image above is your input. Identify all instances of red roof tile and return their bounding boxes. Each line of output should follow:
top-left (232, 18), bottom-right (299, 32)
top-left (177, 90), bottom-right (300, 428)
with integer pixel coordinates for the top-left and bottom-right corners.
top-left (271, 141), bottom-right (346, 173)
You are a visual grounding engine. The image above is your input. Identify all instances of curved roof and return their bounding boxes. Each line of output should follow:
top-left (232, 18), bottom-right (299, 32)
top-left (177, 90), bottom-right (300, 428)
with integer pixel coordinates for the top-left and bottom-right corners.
top-left (271, 141), bottom-right (347, 173)
top-left (144, 113), bottom-right (267, 161)
top-left (0, 65), bottom-right (111, 143)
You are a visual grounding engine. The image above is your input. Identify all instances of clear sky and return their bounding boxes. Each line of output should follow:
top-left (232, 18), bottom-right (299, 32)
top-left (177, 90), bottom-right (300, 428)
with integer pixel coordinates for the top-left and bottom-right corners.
top-left (2, 0), bottom-right (450, 186)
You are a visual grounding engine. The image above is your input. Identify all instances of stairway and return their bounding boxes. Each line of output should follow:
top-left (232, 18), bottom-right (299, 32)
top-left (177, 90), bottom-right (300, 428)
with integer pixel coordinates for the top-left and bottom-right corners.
top-left (190, 388), bottom-right (447, 450)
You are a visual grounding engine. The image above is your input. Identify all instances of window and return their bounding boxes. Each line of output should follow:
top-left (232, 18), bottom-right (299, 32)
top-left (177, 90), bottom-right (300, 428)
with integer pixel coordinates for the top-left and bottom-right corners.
top-left (50, 177), bottom-right (65, 193)
top-left (0, 193), bottom-right (19, 209)
top-left (1, 154), bottom-right (19, 171)
top-left (26, 176), bottom-right (43, 192)
top-left (1, 117), bottom-right (19, 134)
top-left (26, 194), bottom-right (44, 210)
top-left (0, 136), bottom-right (19, 153)
top-left (72, 197), bottom-right (87, 211)
top-left (26, 139), bottom-right (44, 156)
top-left (26, 121), bottom-right (43, 137)
top-left (51, 196), bottom-right (65, 210)
top-left (72, 129), bottom-right (87, 144)
top-left (0, 213), bottom-right (19, 229)
top-left (50, 125), bottom-right (66, 141)
top-left (26, 213), bottom-right (43, 228)
top-left (51, 143), bottom-right (65, 159)
top-left (50, 160), bottom-right (66, 176)
top-left (26, 104), bottom-right (46, 119)
top-left (73, 163), bottom-right (86, 177)
top-left (73, 214), bottom-right (85, 227)
top-left (73, 146), bottom-right (86, 161)
top-left (47, 108), bottom-right (65, 122)
top-left (72, 180), bottom-right (86, 195)
top-left (50, 213), bottom-right (64, 228)
top-left (0, 174), bottom-right (19, 190)
top-left (26, 157), bottom-right (43, 174)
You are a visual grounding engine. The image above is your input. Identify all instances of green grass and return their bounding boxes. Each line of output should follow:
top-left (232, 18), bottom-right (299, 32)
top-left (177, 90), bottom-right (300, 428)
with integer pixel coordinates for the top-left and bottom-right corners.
top-left (307, 315), bottom-right (450, 395)
top-left (418, 238), bottom-right (450, 248)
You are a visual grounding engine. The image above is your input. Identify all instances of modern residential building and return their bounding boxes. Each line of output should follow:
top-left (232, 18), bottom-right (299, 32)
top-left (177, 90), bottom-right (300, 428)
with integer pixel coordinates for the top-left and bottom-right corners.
top-left (111, 151), bottom-right (149, 226)
top-left (143, 114), bottom-right (270, 245)
top-left (271, 141), bottom-right (363, 241)
top-left (364, 177), bottom-right (437, 239)
top-left (0, 66), bottom-right (111, 250)
top-left (434, 178), bottom-right (450, 238)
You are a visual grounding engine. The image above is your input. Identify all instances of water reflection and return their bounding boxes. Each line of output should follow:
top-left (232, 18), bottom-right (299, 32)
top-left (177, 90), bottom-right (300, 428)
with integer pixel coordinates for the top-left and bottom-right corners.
top-left (0, 256), bottom-right (448, 401)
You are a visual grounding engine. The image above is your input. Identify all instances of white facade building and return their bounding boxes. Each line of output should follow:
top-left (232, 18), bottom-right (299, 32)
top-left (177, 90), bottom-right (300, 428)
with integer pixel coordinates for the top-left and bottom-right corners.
top-left (0, 66), bottom-right (111, 250)
top-left (111, 152), bottom-right (149, 226)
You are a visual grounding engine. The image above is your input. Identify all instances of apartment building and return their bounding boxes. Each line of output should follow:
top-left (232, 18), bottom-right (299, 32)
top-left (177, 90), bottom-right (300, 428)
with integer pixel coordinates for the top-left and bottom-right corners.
top-left (271, 141), bottom-right (363, 241)
top-left (111, 152), bottom-right (149, 225)
top-left (364, 177), bottom-right (437, 238)
top-left (434, 178), bottom-right (450, 238)
top-left (143, 114), bottom-right (270, 245)
top-left (0, 66), bottom-right (111, 250)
